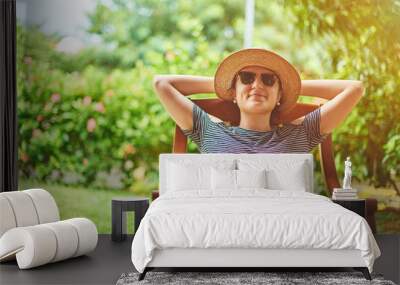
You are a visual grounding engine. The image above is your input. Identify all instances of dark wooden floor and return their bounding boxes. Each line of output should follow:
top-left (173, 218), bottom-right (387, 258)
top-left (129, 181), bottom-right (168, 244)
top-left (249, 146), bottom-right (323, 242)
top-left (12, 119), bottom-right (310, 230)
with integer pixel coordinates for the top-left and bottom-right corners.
top-left (0, 234), bottom-right (399, 285)
top-left (0, 235), bottom-right (135, 285)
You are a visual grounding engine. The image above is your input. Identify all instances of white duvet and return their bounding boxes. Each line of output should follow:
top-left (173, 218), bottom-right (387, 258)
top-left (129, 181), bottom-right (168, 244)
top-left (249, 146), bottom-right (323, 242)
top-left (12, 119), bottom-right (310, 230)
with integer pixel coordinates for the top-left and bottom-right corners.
top-left (131, 190), bottom-right (381, 273)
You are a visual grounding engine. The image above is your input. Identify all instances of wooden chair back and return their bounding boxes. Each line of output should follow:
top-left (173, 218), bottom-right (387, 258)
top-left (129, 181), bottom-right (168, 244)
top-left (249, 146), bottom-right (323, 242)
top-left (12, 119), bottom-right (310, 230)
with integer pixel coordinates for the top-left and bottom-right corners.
top-left (172, 98), bottom-right (340, 195)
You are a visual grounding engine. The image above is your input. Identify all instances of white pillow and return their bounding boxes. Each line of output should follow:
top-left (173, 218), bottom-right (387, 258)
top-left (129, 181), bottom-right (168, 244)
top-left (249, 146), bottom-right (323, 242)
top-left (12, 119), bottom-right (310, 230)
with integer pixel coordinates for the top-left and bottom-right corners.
top-left (266, 167), bottom-right (306, 191)
top-left (236, 169), bottom-right (267, 189)
top-left (167, 160), bottom-right (235, 191)
top-left (211, 168), bottom-right (236, 190)
top-left (238, 159), bottom-right (308, 191)
top-left (167, 163), bottom-right (209, 191)
top-left (211, 168), bottom-right (267, 190)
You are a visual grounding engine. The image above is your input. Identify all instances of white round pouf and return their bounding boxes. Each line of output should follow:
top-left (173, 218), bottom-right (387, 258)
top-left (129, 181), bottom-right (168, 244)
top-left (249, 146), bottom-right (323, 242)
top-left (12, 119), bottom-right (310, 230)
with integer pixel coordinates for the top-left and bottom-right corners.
top-left (64, 218), bottom-right (98, 257)
top-left (0, 196), bottom-right (17, 237)
top-left (0, 226), bottom-right (57, 269)
top-left (0, 218), bottom-right (98, 269)
top-left (42, 221), bottom-right (79, 262)
top-left (0, 189), bottom-right (98, 269)
top-left (24, 189), bottom-right (60, 223)
top-left (0, 191), bottom-right (39, 227)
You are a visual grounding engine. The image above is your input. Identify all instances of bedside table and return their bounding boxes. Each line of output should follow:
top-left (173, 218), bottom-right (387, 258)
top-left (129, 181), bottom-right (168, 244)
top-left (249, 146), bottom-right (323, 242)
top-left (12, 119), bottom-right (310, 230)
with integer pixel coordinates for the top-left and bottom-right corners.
top-left (332, 199), bottom-right (366, 218)
top-left (111, 197), bottom-right (149, 242)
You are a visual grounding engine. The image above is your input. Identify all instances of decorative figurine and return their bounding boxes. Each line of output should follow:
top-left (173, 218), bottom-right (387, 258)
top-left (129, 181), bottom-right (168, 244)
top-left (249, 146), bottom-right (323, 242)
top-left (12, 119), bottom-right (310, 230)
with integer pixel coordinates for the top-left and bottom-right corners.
top-left (343, 157), bottom-right (352, 189)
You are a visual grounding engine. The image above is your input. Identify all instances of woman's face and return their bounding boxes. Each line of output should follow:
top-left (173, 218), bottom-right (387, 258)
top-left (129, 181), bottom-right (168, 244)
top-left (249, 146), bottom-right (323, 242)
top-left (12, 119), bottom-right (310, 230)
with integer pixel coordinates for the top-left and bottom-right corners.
top-left (232, 66), bottom-right (281, 115)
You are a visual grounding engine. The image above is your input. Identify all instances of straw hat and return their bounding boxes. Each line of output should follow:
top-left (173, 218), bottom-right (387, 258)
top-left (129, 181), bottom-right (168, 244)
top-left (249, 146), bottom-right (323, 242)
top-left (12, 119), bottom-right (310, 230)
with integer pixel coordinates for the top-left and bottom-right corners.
top-left (214, 48), bottom-right (301, 114)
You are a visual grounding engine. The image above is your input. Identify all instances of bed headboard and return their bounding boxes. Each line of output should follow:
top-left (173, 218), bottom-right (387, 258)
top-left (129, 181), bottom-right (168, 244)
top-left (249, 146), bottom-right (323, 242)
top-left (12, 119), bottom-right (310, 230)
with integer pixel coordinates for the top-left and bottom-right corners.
top-left (159, 153), bottom-right (314, 195)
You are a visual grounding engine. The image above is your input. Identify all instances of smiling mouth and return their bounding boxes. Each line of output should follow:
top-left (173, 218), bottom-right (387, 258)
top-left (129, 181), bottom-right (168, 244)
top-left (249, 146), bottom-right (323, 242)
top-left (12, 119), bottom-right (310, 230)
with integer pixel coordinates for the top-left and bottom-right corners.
top-left (248, 94), bottom-right (267, 99)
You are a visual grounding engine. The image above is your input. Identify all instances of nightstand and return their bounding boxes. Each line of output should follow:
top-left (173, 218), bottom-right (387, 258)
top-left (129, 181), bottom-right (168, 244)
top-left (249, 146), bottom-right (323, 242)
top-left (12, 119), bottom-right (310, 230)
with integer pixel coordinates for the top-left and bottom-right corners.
top-left (111, 197), bottom-right (149, 242)
top-left (332, 199), bottom-right (366, 218)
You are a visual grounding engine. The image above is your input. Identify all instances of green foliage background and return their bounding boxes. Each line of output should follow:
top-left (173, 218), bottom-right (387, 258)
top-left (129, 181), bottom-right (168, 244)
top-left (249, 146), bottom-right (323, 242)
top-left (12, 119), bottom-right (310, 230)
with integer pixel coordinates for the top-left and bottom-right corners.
top-left (287, 0), bottom-right (400, 190)
top-left (18, 0), bottom-right (400, 196)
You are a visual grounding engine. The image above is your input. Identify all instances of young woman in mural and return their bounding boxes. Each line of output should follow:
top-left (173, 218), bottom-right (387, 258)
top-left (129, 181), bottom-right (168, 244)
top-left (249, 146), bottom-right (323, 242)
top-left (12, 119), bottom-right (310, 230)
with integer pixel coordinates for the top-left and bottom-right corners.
top-left (153, 48), bottom-right (364, 153)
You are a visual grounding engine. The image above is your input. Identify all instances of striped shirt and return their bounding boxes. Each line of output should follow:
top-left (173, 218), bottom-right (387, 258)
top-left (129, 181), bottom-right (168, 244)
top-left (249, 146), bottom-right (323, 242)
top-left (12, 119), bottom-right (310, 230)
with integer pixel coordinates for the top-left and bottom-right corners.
top-left (182, 104), bottom-right (328, 153)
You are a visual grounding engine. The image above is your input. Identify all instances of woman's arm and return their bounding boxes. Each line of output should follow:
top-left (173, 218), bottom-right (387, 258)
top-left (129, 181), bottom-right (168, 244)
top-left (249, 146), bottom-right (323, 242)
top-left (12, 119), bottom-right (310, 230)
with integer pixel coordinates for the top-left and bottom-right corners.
top-left (153, 75), bottom-right (214, 130)
top-left (300, 80), bottom-right (365, 134)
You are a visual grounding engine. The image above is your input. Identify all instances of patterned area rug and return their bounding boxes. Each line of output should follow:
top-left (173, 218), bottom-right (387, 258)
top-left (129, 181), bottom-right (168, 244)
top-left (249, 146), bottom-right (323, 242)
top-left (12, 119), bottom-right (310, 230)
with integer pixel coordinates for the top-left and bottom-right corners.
top-left (116, 271), bottom-right (396, 285)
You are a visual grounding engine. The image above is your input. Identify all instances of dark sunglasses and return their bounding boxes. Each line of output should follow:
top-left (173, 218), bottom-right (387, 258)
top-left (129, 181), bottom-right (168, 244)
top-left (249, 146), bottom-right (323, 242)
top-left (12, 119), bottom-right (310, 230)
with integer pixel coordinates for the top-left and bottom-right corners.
top-left (238, 71), bottom-right (278, 87)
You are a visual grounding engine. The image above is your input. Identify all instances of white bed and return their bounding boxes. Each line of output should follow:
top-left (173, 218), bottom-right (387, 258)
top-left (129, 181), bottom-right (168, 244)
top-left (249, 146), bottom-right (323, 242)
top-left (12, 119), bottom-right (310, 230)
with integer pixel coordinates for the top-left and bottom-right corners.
top-left (131, 154), bottom-right (381, 280)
